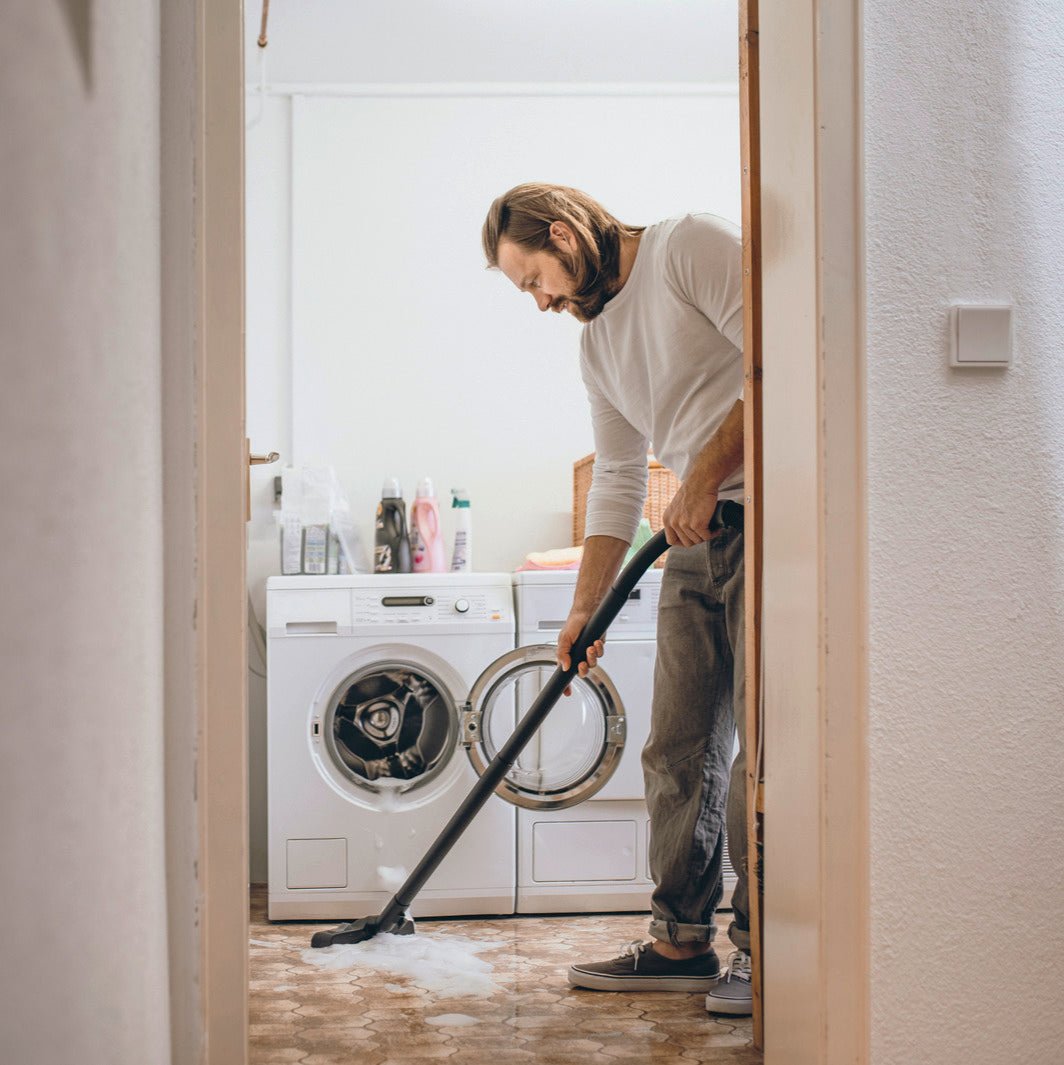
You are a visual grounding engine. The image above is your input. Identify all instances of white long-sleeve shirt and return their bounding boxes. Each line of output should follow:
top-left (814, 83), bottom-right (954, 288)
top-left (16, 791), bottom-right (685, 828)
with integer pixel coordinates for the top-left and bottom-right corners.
top-left (580, 213), bottom-right (745, 543)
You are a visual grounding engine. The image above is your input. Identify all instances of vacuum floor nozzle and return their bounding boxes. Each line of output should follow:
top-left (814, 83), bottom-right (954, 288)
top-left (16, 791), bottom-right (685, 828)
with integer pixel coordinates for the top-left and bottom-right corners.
top-left (310, 914), bottom-right (415, 948)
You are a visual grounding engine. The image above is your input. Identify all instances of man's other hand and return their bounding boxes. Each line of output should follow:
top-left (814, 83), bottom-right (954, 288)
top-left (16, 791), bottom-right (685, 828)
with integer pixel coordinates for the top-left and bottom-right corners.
top-left (556, 611), bottom-right (606, 696)
top-left (663, 472), bottom-right (719, 547)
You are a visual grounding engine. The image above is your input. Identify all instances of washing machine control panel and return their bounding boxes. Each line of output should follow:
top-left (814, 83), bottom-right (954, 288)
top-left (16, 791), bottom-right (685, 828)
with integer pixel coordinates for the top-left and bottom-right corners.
top-left (352, 588), bottom-right (511, 626)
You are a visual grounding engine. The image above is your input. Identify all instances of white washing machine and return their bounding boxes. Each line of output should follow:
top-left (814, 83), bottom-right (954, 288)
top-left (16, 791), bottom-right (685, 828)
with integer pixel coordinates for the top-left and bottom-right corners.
top-left (266, 572), bottom-right (519, 921)
top-left (511, 568), bottom-right (738, 913)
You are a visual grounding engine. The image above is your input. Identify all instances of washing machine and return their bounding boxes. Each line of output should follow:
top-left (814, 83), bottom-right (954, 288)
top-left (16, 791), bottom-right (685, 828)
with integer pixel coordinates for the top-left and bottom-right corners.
top-left (266, 572), bottom-right (519, 921)
top-left (510, 568), bottom-right (738, 913)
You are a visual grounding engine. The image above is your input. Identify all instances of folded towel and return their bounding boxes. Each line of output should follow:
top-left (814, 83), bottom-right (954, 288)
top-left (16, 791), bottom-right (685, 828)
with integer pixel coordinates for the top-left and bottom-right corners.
top-left (516, 546), bottom-right (583, 572)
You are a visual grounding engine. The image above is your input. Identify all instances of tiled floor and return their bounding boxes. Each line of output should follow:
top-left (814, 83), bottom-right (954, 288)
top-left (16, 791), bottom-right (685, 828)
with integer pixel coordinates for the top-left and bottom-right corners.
top-left (250, 887), bottom-right (759, 1065)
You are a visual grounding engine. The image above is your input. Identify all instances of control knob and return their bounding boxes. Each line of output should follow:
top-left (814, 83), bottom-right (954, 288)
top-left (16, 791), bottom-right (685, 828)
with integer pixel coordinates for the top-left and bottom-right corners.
top-left (454, 598), bottom-right (470, 614)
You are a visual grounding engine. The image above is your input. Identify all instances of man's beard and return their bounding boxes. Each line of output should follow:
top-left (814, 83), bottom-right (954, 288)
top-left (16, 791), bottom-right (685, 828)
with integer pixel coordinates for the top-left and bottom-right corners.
top-left (556, 249), bottom-right (619, 322)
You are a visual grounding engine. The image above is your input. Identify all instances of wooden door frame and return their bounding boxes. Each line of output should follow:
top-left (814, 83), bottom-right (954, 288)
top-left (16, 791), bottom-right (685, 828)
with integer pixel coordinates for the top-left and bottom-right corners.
top-left (184, 2), bottom-right (868, 1062)
top-left (192, 0), bottom-right (249, 1062)
top-left (749, 0), bottom-right (870, 1062)
top-left (738, 0), bottom-right (765, 1045)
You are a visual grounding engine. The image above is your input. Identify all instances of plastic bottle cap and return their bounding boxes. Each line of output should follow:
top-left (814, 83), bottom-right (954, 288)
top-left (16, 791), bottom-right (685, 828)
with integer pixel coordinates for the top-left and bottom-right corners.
top-left (381, 476), bottom-right (402, 499)
top-left (416, 477), bottom-right (435, 499)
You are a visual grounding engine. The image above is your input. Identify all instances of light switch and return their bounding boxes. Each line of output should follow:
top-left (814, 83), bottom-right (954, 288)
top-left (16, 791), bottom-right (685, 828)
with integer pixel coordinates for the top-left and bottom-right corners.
top-left (950, 303), bottom-right (1012, 367)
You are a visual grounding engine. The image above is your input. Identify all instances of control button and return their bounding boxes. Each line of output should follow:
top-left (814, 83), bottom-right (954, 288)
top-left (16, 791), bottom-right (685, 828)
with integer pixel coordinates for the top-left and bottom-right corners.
top-left (454, 598), bottom-right (470, 613)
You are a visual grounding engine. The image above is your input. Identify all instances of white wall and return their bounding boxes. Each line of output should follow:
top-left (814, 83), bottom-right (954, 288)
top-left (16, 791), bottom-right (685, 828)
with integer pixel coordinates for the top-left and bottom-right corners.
top-left (245, 0), bottom-right (738, 85)
top-left (863, 3), bottom-right (1064, 1062)
top-left (288, 91), bottom-right (741, 568)
top-left (0, 2), bottom-right (175, 1063)
top-left (245, 6), bottom-right (742, 881)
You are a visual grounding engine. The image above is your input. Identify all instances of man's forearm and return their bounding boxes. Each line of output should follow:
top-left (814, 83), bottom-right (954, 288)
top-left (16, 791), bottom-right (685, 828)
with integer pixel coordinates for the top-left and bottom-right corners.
top-left (689, 399), bottom-right (744, 490)
top-left (571, 534), bottom-right (630, 617)
top-left (574, 402), bottom-right (743, 614)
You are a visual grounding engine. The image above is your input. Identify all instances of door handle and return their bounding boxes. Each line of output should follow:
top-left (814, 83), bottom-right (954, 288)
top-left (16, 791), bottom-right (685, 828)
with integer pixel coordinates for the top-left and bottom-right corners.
top-left (246, 441), bottom-right (281, 523)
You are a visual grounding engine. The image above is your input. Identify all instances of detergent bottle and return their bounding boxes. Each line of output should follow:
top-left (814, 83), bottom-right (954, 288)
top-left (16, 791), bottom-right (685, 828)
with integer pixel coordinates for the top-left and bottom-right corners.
top-left (410, 477), bottom-right (446, 573)
top-left (374, 477), bottom-right (412, 573)
top-left (450, 489), bottom-right (472, 572)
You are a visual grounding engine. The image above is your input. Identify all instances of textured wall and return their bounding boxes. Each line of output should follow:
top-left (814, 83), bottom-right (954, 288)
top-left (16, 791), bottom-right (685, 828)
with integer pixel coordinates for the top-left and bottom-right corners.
top-left (863, 3), bottom-right (1064, 1062)
top-left (160, 0), bottom-right (202, 1061)
top-left (0, 2), bottom-right (172, 1062)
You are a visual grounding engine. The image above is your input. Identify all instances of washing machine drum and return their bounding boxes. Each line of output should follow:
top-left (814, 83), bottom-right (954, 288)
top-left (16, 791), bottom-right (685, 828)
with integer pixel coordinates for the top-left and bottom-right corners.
top-left (329, 666), bottom-right (453, 785)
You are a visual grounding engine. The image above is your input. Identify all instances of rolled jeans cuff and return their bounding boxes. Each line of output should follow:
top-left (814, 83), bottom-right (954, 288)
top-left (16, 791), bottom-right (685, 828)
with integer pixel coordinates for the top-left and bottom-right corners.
top-left (727, 919), bottom-right (751, 953)
top-left (648, 918), bottom-right (717, 946)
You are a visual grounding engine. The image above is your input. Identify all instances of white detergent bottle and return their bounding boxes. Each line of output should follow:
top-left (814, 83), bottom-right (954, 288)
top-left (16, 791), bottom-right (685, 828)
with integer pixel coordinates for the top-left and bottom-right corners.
top-left (450, 489), bottom-right (472, 572)
top-left (411, 477), bottom-right (447, 573)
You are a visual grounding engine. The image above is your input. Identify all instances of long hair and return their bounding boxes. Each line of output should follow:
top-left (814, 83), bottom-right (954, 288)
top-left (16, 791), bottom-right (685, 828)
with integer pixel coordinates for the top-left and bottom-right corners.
top-left (482, 183), bottom-right (644, 317)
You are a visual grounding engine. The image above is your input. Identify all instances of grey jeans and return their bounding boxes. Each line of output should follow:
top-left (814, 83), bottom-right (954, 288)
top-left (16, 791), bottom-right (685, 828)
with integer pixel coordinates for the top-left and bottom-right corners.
top-left (642, 518), bottom-right (750, 952)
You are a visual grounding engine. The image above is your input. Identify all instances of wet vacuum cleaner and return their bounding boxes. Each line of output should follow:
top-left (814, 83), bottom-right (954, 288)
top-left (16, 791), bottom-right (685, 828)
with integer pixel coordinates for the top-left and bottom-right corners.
top-left (310, 529), bottom-right (669, 948)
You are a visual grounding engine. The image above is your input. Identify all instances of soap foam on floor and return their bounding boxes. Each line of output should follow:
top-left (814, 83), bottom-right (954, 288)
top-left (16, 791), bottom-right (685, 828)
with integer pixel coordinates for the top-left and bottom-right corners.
top-left (426, 1014), bottom-right (481, 1027)
top-left (301, 931), bottom-right (503, 998)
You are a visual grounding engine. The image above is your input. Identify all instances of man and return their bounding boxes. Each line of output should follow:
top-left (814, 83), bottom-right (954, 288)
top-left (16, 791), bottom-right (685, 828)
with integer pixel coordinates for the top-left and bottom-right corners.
top-left (481, 184), bottom-right (751, 1016)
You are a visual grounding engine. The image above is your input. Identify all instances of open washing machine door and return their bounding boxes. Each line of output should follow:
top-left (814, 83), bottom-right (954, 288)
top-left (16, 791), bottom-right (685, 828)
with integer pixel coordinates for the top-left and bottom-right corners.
top-left (461, 644), bottom-right (626, 811)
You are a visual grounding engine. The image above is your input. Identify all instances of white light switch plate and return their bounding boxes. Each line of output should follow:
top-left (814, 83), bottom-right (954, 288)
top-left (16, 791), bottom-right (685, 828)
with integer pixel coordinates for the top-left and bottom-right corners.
top-left (950, 303), bottom-right (1012, 367)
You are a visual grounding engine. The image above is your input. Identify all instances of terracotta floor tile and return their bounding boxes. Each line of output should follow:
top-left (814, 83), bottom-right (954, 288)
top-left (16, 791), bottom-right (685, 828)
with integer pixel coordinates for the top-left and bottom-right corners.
top-left (302, 1056), bottom-right (380, 1065)
top-left (576, 1016), bottom-right (663, 1034)
top-left (370, 1048), bottom-right (458, 1061)
top-left (518, 1056), bottom-right (617, 1065)
top-left (292, 1004), bottom-right (372, 1024)
top-left (249, 1022), bottom-right (308, 1040)
top-left (680, 1051), bottom-right (762, 1064)
top-left (248, 1050), bottom-right (308, 1064)
top-left (249, 998), bottom-right (303, 1015)
top-left (249, 886), bottom-right (759, 1065)
top-left (598, 1040), bottom-right (689, 1059)
top-left (517, 1036), bottom-right (606, 1055)
top-left (365, 1028), bottom-right (454, 1045)
top-left (444, 1052), bottom-right (539, 1065)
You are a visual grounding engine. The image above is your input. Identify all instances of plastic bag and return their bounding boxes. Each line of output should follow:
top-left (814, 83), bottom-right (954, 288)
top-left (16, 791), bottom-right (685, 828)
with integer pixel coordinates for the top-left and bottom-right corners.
top-left (277, 464), bottom-right (369, 575)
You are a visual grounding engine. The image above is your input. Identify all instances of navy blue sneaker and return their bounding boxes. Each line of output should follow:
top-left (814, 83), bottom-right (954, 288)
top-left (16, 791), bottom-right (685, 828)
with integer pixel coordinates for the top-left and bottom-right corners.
top-left (568, 940), bottom-right (721, 992)
top-left (705, 949), bottom-right (753, 1015)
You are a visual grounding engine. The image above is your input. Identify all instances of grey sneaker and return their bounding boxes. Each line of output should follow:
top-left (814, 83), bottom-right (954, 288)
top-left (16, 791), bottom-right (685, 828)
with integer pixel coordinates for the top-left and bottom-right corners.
top-left (705, 949), bottom-right (753, 1015)
top-left (568, 940), bottom-right (721, 992)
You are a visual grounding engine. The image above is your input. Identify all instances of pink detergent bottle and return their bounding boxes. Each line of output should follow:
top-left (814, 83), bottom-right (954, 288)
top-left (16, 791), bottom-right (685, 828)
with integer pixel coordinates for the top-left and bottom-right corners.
top-left (410, 477), bottom-right (447, 573)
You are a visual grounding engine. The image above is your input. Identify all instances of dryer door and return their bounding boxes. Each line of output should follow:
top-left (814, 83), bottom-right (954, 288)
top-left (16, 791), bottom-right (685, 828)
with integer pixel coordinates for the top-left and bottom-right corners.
top-left (462, 644), bottom-right (626, 811)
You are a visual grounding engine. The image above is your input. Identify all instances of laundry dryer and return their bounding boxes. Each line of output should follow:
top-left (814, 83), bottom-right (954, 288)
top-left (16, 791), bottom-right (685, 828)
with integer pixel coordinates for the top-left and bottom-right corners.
top-left (266, 572), bottom-right (518, 921)
top-left (509, 568), bottom-right (738, 913)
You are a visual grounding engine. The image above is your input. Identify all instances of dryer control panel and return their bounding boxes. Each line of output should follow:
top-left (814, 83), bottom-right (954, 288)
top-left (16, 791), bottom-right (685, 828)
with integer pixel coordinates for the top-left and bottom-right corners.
top-left (513, 570), bottom-right (661, 637)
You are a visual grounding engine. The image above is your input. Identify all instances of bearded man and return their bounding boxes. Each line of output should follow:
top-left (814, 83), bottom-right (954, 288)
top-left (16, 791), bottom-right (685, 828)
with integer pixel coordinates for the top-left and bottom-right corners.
top-left (481, 183), bottom-right (751, 1016)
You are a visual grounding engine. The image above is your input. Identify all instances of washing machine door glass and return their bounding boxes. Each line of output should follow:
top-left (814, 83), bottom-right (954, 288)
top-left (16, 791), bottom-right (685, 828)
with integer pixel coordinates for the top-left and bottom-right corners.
top-left (462, 644), bottom-right (625, 810)
top-left (322, 661), bottom-right (456, 797)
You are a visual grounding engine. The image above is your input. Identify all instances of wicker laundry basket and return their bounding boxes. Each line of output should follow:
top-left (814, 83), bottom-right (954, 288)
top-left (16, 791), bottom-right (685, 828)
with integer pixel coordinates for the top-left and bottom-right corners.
top-left (572, 453), bottom-right (680, 561)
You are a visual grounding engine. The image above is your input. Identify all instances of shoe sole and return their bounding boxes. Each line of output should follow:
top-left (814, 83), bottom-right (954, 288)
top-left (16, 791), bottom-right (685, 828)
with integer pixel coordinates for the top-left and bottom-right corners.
top-left (569, 968), bottom-right (721, 993)
top-left (704, 992), bottom-right (753, 1016)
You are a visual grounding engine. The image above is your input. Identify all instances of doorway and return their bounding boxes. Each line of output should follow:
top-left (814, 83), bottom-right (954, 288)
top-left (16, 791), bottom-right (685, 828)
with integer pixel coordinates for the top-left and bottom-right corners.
top-left (187, 1), bottom-right (869, 1062)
